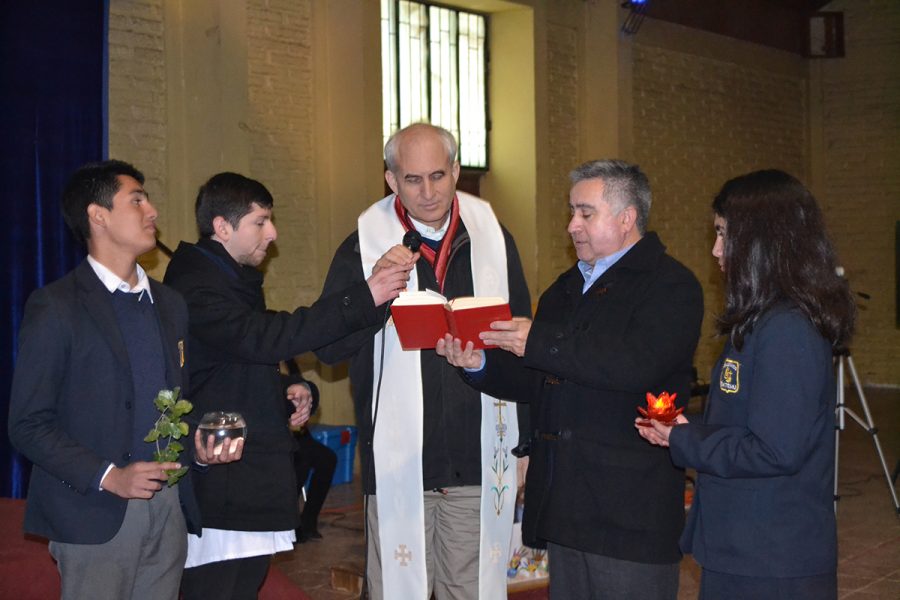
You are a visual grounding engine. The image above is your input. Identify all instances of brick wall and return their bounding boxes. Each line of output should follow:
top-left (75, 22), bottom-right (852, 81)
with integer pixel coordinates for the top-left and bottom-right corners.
top-left (815, 0), bottom-right (900, 384)
top-left (245, 0), bottom-right (319, 310)
top-left (629, 0), bottom-right (899, 385)
top-left (108, 0), bottom-right (319, 309)
top-left (631, 31), bottom-right (808, 380)
top-left (107, 0), bottom-right (169, 252)
top-left (108, 0), bottom-right (338, 419)
top-left (106, 0), bottom-right (899, 397)
top-left (543, 22), bottom-right (580, 284)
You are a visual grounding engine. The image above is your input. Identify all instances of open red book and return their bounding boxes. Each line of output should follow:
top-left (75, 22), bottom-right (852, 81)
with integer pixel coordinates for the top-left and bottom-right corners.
top-left (390, 289), bottom-right (512, 351)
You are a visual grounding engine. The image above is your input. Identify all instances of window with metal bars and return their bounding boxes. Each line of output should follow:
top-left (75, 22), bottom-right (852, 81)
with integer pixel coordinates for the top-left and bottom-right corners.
top-left (381, 0), bottom-right (488, 169)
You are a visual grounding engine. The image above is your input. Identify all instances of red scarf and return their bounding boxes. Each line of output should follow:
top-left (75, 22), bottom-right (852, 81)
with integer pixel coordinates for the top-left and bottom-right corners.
top-left (393, 195), bottom-right (460, 293)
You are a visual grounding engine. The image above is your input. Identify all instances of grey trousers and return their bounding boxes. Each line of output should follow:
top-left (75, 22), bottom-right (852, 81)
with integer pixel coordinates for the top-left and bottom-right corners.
top-left (49, 484), bottom-right (187, 600)
top-left (366, 486), bottom-right (481, 600)
top-left (548, 542), bottom-right (680, 600)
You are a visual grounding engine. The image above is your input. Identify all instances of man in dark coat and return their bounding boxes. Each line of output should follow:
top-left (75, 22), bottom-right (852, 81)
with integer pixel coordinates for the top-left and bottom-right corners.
top-left (8, 160), bottom-right (240, 600)
top-left (163, 172), bottom-right (411, 599)
top-left (438, 160), bottom-right (704, 599)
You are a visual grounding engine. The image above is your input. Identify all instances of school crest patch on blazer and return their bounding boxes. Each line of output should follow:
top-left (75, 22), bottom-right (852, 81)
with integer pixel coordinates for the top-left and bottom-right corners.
top-left (719, 358), bottom-right (740, 394)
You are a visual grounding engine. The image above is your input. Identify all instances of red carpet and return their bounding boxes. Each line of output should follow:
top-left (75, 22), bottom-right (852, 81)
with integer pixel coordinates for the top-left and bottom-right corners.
top-left (0, 497), bottom-right (309, 600)
top-left (0, 497), bottom-right (59, 600)
top-left (510, 587), bottom-right (549, 600)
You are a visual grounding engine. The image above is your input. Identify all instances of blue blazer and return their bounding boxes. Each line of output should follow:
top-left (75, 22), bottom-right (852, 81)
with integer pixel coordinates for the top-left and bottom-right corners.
top-left (669, 305), bottom-right (837, 577)
top-left (8, 260), bottom-right (201, 544)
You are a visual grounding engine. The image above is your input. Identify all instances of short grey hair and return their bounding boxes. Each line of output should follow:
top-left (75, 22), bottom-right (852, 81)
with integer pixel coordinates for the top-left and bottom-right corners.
top-left (569, 159), bottom-right (652, 234)
top-left (384, 123), bottom-right (458, 173)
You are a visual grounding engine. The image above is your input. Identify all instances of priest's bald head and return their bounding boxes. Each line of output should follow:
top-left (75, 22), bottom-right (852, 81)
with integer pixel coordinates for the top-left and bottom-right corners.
top-left (384, 123), bottom-right (461, 230)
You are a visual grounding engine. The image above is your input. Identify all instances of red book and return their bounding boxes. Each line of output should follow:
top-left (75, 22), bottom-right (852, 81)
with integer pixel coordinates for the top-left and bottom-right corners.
top-left (390, 290), bottom-right (512, 351)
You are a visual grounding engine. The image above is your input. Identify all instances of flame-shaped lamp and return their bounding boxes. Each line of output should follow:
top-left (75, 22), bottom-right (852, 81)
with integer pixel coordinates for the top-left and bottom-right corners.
top-left (637, 391), bottom-right (683, 425)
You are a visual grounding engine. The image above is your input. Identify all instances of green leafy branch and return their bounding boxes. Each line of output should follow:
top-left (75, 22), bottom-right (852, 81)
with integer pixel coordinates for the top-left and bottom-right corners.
top-left (143, 387), bottom-right (193, 486)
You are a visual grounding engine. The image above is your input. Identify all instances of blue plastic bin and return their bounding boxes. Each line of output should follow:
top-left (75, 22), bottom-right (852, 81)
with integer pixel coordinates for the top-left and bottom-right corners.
top-left (308, 424), bottom-right (358, 485)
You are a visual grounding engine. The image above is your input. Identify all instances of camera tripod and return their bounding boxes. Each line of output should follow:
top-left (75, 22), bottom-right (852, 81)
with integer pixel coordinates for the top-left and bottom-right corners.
top-left (833, 349), bottom-right (900, 515)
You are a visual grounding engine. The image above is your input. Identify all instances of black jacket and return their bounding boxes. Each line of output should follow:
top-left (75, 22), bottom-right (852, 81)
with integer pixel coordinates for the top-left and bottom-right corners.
top-left (475, 233), bottom-right (703, 564)
top-left (164, 238), bottom-right (379, 530)
top-left (315, 222), bottom-right (532, 494)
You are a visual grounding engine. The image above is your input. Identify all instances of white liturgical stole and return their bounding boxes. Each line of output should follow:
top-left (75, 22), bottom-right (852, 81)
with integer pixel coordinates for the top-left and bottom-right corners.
top-left (358, 192), bottom-right (518, 599)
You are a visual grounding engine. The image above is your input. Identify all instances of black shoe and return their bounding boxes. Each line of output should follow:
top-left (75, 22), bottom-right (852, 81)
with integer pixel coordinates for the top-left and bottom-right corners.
top-left (301, 519), bottom-right (323, 540)
top-left (294, 527), bottom-right (311, 544)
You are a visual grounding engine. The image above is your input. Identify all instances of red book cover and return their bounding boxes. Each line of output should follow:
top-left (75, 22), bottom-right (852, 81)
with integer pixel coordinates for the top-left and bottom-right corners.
top-left (390, 290), bottom-right (510, 351)
top-left (445, 298), bottom-right (512, 350)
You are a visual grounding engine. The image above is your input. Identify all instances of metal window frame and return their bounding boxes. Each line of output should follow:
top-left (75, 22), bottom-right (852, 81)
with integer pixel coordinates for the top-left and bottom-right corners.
top-left (385, 0), bottom-right (490, 170)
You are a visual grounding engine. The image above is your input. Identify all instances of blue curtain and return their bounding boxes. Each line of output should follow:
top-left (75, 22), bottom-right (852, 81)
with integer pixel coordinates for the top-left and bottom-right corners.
top-left (1, 1), bottom-right (107, 498)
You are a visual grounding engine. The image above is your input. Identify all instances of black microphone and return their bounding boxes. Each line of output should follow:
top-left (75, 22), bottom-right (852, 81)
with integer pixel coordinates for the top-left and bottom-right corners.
top-left (402, 229), bottom-right (422, 252)
top-left (383, 231), bottom-right (421, 316)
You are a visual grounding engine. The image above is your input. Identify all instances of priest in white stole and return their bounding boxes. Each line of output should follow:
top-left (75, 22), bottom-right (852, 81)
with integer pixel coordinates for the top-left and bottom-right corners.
top-left (315, 123), bottom-right (531, 599)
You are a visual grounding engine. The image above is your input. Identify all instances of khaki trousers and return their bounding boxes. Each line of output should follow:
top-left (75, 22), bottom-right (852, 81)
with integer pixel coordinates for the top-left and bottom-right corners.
top-left (366, 485), bottom-right (481, 600)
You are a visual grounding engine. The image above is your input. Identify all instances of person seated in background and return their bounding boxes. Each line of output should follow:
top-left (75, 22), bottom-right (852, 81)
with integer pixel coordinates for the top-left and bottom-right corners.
top-left (284, 367), bottom-right (338, 543)
top-left (293, 427), bottom-right (336, 543)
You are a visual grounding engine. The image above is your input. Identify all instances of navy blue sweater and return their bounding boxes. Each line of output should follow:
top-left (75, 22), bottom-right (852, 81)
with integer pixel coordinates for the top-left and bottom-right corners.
top-left (110, 289), bottom-right (168, 463)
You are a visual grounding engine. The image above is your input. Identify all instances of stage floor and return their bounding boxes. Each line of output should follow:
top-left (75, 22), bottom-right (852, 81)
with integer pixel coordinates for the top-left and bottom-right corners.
top-left (274, 386), bottom-right (900, 599)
